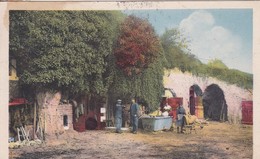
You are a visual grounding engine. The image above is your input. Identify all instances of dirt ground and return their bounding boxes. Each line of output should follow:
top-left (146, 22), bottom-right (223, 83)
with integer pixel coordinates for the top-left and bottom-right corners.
top-left (9, 121), bottom-right (252, 159)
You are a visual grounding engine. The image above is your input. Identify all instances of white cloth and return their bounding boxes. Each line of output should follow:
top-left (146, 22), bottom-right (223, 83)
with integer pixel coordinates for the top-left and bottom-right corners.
top-left (178, 114), bottom-right (184, 120)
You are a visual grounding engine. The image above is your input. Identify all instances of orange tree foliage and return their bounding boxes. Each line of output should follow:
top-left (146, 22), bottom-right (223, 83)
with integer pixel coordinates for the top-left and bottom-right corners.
top-left (114, 15), bottom-right (161, 76)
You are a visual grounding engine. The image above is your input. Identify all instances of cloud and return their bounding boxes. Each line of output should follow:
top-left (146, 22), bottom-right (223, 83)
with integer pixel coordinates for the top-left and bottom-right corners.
top-left (179, 10), bottom-right (249, 73)
top-left (180, 10), bottom-right (215, 36)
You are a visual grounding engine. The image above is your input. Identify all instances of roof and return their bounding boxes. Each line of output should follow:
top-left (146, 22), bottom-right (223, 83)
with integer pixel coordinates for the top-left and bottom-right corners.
top-left (9, 98), bottom-right (27, 107)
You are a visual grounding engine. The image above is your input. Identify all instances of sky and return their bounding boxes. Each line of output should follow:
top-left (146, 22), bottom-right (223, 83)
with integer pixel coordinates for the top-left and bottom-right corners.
top-left (123, 9), bottom-right (253, 74)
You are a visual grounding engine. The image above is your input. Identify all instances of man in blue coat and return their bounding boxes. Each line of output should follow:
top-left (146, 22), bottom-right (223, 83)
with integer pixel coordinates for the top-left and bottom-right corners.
top-left (130, 98), bottom-right (139, 134)
top-left (115, 99), bottom-right (123, 133)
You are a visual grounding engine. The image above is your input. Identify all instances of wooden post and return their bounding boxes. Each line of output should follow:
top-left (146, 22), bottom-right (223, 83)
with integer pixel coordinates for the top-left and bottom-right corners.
top-left (44, 110), bottom-right (46, 137)
top-left (33, 102), bottom-right (37, 140)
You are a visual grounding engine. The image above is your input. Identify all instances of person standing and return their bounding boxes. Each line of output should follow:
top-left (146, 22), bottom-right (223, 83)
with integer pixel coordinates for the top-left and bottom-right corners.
top-left (176, 102), bottom-right (186, 133)
top-left (115, 99), bottom-right (123, 133)
top-left (130, 98), bottom-right (139, 134)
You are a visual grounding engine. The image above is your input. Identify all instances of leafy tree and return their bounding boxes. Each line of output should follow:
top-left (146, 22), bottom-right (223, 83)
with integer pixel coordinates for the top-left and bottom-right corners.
top-left (108, 15), bottom-right (165, 111)
top-left (160, 28), bottom-right (200, 72)
top-left (114, 15), bottom-right (161, 76)
top-left (9, 11), bottom-right (122, 96)
top-left (160, 28), bottom-right (189, 50)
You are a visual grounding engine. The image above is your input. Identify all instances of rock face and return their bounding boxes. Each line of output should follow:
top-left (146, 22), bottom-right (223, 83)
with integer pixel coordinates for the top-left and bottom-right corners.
top-left (163, 69), bottom-right (252, 123)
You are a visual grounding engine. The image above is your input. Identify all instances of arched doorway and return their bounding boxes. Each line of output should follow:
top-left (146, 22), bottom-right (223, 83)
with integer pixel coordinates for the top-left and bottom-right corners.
top-left (189, 84), bottom-right (203, 116)
top-left (202, 84), bottom-right (228, 121)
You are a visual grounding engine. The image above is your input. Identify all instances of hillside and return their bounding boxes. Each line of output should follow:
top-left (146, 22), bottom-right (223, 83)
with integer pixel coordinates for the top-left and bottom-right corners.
top-left (161, 29), bottom-right (253, 90)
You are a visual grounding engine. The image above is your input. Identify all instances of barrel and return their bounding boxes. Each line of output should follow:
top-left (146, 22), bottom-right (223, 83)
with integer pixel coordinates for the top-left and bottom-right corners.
top-left (195, 106), bottom-right (204, 119)
top-left (195, 97), bottom-right (204, 119)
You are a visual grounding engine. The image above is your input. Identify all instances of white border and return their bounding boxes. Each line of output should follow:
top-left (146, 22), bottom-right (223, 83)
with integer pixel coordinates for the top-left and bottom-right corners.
top-left (0, 2), bottom-right (259, 159)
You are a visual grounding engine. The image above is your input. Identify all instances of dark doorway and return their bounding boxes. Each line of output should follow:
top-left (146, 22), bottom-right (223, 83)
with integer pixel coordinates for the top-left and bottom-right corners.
top-left (202, 84), bottom-right (228, 121)
top-left (189, 88), bottom-right (195, 115)
top-left (86, 118), bottom-right (98, 130)
top-left (63, 115), bottom-right (68, 127)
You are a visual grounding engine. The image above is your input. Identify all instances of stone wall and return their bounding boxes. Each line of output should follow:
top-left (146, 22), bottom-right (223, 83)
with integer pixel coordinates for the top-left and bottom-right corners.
top-left (163, 69), bottom-right (253, 123)
top-left (38, 92), bottom-right (73, 135)
top-left (42, 104), bottom-right (73, 135)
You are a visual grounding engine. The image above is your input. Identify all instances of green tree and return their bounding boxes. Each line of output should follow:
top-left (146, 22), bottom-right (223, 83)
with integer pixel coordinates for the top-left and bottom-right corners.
top-left (108, 53), bottom-right (165, 111)
top-left (9, 11), bottom-right (122, 96)
top-left (160, 28), bottom-right (200, 72)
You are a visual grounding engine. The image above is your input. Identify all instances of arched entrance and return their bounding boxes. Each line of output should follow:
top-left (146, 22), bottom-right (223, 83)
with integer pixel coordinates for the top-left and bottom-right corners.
top-left (189, 84), bottom-right (203, 117)
top-left (202, 84), bottom-right (228, 121)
